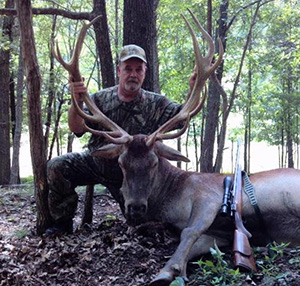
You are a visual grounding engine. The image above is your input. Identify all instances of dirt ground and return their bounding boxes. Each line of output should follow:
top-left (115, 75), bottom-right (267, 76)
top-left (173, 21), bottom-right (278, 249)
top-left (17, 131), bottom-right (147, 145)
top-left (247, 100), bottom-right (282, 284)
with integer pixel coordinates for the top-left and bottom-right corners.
top-left (0, 186), bottom-right (299, 286)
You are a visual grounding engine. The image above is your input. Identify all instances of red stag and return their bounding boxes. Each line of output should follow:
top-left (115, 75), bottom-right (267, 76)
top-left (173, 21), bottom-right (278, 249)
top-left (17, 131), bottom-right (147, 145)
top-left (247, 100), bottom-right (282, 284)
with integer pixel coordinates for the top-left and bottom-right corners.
top-left (52, 10), bottom-right (300, 286)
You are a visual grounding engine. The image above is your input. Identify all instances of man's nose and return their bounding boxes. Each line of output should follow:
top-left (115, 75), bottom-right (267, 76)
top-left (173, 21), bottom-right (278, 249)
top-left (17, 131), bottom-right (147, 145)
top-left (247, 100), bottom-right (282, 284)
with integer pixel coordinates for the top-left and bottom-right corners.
top-left (129, 70), bottom-right (137, 77)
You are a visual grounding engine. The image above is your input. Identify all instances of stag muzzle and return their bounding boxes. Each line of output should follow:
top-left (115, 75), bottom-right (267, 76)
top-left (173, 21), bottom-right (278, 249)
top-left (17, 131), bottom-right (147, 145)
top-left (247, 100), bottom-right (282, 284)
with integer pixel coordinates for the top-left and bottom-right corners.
top-left (125, 199), bottom-right (148, 225)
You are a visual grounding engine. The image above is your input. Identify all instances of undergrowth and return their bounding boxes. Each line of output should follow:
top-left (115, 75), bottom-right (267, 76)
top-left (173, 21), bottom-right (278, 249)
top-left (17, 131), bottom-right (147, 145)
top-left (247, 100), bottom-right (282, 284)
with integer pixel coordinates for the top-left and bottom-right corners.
top-left (171, 241), bottom-right (300, 286)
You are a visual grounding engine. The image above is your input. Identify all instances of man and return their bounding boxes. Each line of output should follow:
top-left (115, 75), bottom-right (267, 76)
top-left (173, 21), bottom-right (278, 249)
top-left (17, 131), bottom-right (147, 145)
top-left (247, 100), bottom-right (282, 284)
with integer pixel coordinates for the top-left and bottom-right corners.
top-left (46, 44), bottom-right (196, 235)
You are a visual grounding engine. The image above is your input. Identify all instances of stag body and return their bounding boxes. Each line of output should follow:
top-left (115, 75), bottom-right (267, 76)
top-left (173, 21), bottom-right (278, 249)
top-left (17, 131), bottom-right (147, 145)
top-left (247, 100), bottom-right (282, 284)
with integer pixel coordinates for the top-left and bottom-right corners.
top-left (102, 135), bottom-right (300, 284)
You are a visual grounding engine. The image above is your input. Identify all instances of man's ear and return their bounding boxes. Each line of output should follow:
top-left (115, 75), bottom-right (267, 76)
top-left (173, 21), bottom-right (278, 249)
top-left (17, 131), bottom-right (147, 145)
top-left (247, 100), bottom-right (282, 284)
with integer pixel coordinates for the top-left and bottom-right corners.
top-left (116, 65), bottom-right (121, 77)
top-left (91, 144), bottom-right (124, 159)
top-left (155, 141), bottom-right (190, 162)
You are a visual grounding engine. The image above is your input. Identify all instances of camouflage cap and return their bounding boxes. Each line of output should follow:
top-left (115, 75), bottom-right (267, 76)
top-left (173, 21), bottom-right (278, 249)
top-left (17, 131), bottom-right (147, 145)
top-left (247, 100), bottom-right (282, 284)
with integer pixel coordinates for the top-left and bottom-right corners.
top-left (119, 44), bottom-right (147, 63)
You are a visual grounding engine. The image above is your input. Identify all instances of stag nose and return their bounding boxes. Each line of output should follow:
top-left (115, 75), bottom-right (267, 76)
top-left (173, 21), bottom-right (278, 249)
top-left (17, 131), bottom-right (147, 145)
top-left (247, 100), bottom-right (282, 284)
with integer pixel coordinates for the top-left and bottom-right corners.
top-left (128, 203), bottom-right (147, 219)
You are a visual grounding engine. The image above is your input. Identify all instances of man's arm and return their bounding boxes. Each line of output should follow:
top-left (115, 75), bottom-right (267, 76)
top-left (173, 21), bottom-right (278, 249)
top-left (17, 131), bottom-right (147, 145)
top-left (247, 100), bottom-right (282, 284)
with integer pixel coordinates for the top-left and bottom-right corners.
top-left (68, 80), bottom-right (87, 135)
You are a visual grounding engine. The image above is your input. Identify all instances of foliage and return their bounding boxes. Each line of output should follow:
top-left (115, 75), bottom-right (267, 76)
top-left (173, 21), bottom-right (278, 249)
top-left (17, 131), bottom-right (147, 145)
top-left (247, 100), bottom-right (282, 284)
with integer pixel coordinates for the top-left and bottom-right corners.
top-left (157, 0), bottom-right (213, 103)
top-left (231, 0), bottom-right (300, 147)
top-left (170, 276), bottom-right (186, 286)
top-left (188, 241), bottom-right (300, 286)
top-left (189, 241), bottom-right (245, 286)
top-left (20, 175), bottom-right (34, 185)
top-left (2, 0), bottom-right (300, 170)
top-left (255, 242), bottom-right (290, 276)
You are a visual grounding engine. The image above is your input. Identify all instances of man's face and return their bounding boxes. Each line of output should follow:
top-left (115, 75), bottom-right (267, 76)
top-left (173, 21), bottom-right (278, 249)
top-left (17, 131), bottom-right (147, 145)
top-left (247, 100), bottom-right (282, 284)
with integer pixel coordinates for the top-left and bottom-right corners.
top-left (117, 58), bottom-right (147, 95)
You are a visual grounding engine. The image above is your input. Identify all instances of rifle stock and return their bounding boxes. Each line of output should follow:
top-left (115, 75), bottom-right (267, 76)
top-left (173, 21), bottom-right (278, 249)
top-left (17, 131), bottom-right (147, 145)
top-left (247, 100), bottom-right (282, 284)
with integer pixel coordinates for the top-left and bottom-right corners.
top-left (233, 229), bottom-right (257, 271)
top-left (232, 140), bottom-right (257, 272)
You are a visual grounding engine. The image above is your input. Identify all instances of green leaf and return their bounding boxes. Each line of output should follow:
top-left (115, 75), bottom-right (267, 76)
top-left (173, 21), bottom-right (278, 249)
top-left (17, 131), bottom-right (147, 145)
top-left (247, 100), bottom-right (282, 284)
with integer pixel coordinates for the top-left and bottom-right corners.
top-left (170, 276), bottom-right (185, 286)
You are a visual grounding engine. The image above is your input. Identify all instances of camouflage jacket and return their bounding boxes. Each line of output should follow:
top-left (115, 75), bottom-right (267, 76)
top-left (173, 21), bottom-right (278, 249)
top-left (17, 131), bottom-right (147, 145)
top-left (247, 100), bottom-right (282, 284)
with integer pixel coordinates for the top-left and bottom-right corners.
top-left (77, 85), bottom-right (183, 152)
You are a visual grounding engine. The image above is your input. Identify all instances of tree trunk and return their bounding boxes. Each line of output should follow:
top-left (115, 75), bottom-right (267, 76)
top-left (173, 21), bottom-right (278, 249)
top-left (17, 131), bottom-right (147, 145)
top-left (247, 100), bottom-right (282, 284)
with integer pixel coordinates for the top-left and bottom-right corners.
top-left (0, 0), bottom-right (14, 185)
top-left (214, 1), bottom-right (261, 173)
top-left (185, 127), bottom-right (190, 171)
top-left (244, 52), bottom-right (252, 174)
top-left (81, 0), bottom-right (115, 224)
top-left (92, 0), bottom-right (115, 88)
top-left (193, 123), bottom-right (199, 172)
top-left (176, 137), bottom-right (181, 169)
top-left (67, 133), bottom-right (74, 152)
top-left (200, 0), bottom-right (228, 173)
top-left (10, 73), bottom-right (16, 141)
top-left (44, 16), bottom-right (57, 159)
top-left (81, 184), bottom-right (94, 225)
top-left (123, 0), bottom-right (160, 92)
top-left (48, 95), bottom-right (65, 160)
top-left (200, 83), bottom-right (220, 173)
top-left (286, 67), bottom-right (294, 168)
top-left (10, 44), bottom-right (24, 184)
top-left (16, 0), bottom-right (53, 234)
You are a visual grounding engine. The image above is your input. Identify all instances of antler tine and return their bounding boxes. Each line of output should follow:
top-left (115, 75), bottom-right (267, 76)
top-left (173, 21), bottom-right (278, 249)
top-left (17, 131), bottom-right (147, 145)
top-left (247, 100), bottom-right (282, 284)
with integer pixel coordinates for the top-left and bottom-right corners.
top-left (52, 17), bottom-right (133, 145)
top-left (148, 86), bottom-right (207, 143)
top-left (146, 10), bottom-right (223, 147)
top-left (187, 8), bottom-right (214, 63)
top-left (51, 16), bottom-right (101, 81)
top-left (81, 122), bottom-right (132, 144)
top-left (71, 93), bottom-right (133, 144)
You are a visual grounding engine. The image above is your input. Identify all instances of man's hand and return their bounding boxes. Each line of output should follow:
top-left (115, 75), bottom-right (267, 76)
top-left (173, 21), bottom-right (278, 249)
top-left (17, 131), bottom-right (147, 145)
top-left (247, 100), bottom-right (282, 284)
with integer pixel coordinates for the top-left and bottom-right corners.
top-left (68, 77), bottom-right (87, 134)
top-left (69, 77), bottom-right (87, 103)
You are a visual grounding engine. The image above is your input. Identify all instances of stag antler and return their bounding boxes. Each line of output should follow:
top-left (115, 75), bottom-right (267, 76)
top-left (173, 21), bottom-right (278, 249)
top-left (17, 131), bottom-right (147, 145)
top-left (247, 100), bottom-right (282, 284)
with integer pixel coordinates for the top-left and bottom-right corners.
top-left (52, 11), bottom-right (223, 147)
top-left (145, 9), bottom-right (223, 146)
top-left (51, 17), bottom-right (133, 144)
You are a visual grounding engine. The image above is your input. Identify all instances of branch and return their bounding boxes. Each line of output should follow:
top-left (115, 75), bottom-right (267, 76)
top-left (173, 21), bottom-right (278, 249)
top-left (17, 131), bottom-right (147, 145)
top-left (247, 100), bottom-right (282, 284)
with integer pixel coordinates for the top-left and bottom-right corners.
top-left (226, 0), bottom-right (274, 34)
top-left (226, 1), bottom-right (262, 120)
top-left (0, 7), bottom-right (91, 20)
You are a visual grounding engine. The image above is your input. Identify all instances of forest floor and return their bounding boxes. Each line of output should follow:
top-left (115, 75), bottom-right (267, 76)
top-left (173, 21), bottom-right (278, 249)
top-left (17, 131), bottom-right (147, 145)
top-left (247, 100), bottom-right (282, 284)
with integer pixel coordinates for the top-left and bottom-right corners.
top-left (0, 186), bottom-right (299, 286)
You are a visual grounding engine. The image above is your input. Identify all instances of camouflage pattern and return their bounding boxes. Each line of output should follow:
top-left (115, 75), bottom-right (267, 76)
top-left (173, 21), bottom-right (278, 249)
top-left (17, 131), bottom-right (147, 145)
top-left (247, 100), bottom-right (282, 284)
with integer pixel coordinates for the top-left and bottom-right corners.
top-left (86, 86), bottom-right (182, 152)
top-left (47, 85), bottom-right (182, 223)
top-left (119, 44), bottom-right (147, 63)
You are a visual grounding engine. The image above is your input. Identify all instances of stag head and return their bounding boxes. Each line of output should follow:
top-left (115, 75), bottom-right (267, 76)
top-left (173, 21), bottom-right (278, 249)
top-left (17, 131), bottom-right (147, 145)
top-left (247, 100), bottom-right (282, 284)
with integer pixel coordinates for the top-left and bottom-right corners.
top-left (92, 134), bottom-right (190, 225)
top-left (52, 10), bottom-right (223, 224)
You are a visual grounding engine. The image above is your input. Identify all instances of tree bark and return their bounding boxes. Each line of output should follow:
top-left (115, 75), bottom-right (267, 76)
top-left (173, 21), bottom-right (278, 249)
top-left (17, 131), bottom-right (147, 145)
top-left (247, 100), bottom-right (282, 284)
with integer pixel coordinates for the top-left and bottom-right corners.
top-left (0, 0), bottom-right (14, 185)
top-left (200, 0), bottom-right (227, 173)
top-left (193, 123), bottom-right (199, 172)
top-left (10, 44), bottom-right (24, 184)
top-left (44, 16), bottom-right (57, 159)
top-left (81, 184), bottom-right (94, 225)
top-left (286, 66), bottom-right (294, 168)
top-left (92, 0), bottom-right (115, 88)
top-left (16, 0), bottom-right (53, 234)
top-left (48, 94), bottom-right (65, 160)
top-left (123, 0), bottom-right (160, 92)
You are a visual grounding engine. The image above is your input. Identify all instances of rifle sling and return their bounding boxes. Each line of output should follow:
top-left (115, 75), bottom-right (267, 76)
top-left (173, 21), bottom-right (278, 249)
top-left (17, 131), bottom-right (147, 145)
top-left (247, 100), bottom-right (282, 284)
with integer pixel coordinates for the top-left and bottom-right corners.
top-left (242, 171), bottom-right (274, 256)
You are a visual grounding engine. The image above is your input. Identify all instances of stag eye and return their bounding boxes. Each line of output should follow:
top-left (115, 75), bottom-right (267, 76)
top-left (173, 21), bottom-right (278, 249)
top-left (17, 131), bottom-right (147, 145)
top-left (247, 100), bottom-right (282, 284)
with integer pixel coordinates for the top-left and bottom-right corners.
top-left (150, 157), bottom-right (158, 169)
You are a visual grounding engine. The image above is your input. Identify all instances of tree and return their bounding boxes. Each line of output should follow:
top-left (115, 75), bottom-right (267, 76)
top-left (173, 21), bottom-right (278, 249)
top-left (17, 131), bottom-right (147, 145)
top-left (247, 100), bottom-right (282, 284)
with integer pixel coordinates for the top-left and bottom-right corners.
top-left (10, 44), bottom-right (24, 184)
top-left (200, 0), bottom-right (228, 173)
top-left (123, 0), bottom-right (160, 92)
top-left (0, 0), bottom-right (14, 185)
top-left (16, 0), bottom-right (53, 233)
top-left (92, 0), bottom-right (115, 88)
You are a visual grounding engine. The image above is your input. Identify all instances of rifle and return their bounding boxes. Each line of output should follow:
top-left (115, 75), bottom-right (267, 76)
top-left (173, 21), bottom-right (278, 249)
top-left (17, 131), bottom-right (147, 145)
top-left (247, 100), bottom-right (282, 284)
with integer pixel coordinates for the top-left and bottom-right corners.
top-left (221, 140), bottom-right (257, 272)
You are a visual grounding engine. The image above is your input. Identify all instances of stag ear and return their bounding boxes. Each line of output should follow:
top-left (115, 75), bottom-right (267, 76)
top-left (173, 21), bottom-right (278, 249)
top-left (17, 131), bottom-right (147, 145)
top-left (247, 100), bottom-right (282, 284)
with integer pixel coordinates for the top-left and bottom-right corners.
top-left (91, 144), bottom-right (124, 159)
top-left (155, 141), bottom-right (190, 162)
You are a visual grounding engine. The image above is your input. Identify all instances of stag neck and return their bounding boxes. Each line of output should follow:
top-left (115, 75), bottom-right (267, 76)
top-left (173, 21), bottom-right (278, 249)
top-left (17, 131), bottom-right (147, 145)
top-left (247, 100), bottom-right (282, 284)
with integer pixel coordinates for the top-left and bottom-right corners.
top-left (147, 159), bottom-right (189, 219)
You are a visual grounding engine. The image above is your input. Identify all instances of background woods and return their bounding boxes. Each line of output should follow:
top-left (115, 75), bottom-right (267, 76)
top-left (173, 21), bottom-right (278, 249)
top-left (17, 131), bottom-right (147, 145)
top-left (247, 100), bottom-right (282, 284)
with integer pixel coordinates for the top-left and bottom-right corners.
top-left (0, 0), bottom-right (300, 232)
